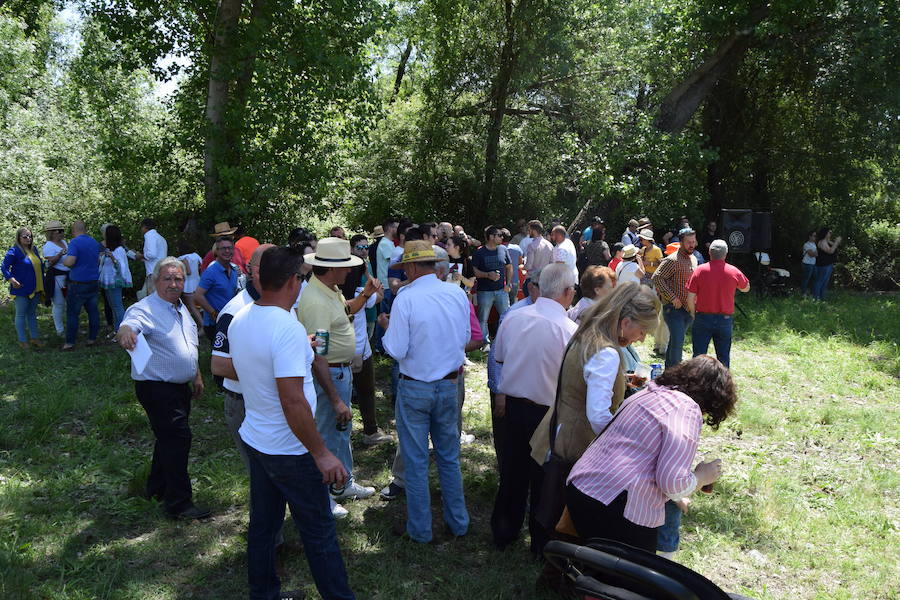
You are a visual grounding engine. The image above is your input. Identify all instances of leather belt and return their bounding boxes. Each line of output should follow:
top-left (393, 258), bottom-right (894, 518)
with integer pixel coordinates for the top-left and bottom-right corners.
top-left (399, 372), bottom-right (458, 382)
top-left (328, 362), bottom-right (351, 368)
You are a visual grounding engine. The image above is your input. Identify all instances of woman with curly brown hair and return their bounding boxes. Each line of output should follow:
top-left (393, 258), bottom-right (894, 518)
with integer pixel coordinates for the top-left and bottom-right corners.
top-left (564, 355), bottom-right (737, 552)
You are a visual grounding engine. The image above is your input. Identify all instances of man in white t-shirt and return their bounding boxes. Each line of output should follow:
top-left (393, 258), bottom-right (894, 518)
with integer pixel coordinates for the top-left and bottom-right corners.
top-left (135, 218), bottom-right (167, 299)
top-left (550, 225), bottom-right (579, 280)
top-left (228, 246), bottom-right (355, 600)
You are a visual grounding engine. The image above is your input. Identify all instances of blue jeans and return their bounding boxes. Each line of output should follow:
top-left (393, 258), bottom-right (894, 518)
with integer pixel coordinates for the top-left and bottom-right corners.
top-left (477, 289), bottom-right (510, 342)
top-left (105, 287), bottom-right (125, 331)
top-left (244, 443), bottom-right (355, 600)
top-left (813, 264), bottom-right (833, 300)
top-left (801, 263), bottom-right (816, 295)
top-left (13, 294), bottom-right (40, 342)
top-left (656, 500), bottom-right (682, 553)
top-left (395, 377), bottom-right (469, 542)
top-left (66, 280), bottom-right (100, 345)
top-left (663, 304), bottom-right (693, 368)
top-left (692, 313), bottom-right (734, 368)
top-left (313, 366), bottom-right (354, 481)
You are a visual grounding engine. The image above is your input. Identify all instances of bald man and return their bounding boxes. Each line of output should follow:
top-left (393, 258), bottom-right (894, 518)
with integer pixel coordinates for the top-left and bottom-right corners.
top-left (61, 220), bottom-right (102, 350)
top-left (211, 243), bottom-right (275, 467)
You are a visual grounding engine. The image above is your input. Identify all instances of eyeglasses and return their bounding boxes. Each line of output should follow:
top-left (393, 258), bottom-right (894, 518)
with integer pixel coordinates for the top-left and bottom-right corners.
top-left (20, 234), bottom-right (33, 238)
top-left (354, 245), bottom-right (369, 251)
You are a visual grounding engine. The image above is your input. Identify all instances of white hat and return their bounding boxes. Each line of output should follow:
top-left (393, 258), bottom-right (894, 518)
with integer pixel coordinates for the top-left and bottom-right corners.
top-left (304, 237), bottom-right (363, 268)
top-left (622, 244), bottom-right (638, 259)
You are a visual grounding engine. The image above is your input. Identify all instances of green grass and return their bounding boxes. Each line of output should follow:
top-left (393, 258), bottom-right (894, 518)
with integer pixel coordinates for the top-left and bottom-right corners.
top-left (1, 290), bottom-right (898, 599)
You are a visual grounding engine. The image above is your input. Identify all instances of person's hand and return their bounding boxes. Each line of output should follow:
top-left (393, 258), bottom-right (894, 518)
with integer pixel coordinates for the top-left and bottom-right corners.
top-left (503, 284), bottom-right (511, 293)
top-left (494, 393), bottom-right (507, 418)
top-left (333, 398), bottom-right (352, 425)
top-left (490, 271), bottom-right (501, 282)
top-left (377, 313), bottom-right (390, 331)
top-left (308, 333), bottom-right (318, 350)
top-left (672, 297), bottom-right (683, 309)
top-left (9, 277), bottom-right (22, 289)
top-left (675, 497), bottom-right (691, 514)
top-left (192, 372), bottom-right (205, 399)
top-left (694, 458), bottom-right (722, 487)
top-left (117, 326), bottom-right (137, 350)
top-left (312, 449), bottom-right (348, 487)
top-left (364, 277), bottom-right (380, 297)
top-left (135, 251), bottom-right (144, 261)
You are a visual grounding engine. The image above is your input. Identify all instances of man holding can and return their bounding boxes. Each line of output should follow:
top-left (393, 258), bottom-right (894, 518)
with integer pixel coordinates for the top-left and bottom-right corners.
top-left (297, 237), bottom-right (382, 515)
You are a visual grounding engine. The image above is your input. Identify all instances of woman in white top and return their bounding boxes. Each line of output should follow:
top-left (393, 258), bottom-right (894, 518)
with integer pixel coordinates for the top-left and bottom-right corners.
top-left (177, 240), bottom-right (205, 328)
top-left (614, 244), bottom-right (644, 286)
top-left (41, 221), bottom-right (70, 335)
top-left (98, 225), bottom-right (132, 333)
top-left (800, 230), bottom-right (817, 296)
top-left (568, 265), bottom-right (617, 323)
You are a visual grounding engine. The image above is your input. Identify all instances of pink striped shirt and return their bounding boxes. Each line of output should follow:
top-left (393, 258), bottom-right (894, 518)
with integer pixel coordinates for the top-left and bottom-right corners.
top-left (567, 382), bottom-right (701, 527)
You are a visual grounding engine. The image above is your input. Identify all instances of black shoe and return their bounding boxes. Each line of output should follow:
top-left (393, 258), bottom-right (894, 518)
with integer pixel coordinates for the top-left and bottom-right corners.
top-left (280, 590), bottom-right (305, 600)
top-left (167, 504), bottom-right (212, 520)
top-left (380, 482), bottom-right (405, 500)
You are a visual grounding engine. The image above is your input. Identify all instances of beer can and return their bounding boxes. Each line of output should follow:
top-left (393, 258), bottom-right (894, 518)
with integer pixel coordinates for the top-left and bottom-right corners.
top-left (314, 329), bottom-right (329, 356)
top-left (329, 482), bottom-right (346, 496)
top-left (650, 363), bottom-right (664, 380)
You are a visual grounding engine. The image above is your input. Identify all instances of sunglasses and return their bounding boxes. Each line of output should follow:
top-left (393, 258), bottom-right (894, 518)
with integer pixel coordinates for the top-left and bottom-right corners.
top-left (354, 244), bottom-right (369, 251)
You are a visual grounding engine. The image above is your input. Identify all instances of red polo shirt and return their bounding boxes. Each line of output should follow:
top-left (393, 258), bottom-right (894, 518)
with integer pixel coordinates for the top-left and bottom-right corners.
top-left (686, 260), bottom-right (749, 314)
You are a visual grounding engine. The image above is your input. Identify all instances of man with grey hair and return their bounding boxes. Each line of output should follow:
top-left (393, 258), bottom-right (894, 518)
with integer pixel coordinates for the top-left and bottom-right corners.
top-left (490, 263), bottom-right (577, 555)
top-left (117, 256), bottom-right (209, 520)
top-left (686, 239), bottom-right (750, 368)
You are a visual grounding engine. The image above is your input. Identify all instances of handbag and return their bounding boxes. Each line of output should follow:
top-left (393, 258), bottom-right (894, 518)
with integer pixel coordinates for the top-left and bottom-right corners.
top-left (534, 343), bottom-right (634, 531)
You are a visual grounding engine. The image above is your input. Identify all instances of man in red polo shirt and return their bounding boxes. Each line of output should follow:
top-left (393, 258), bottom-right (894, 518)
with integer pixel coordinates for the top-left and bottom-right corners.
top-left (686, 239), bottom-right (749, 368)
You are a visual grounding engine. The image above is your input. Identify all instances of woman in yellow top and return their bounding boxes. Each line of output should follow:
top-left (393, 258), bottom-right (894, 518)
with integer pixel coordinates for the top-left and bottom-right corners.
top-left (638, 229), bottom-right (663, 282)
top-left (2, 227), bottom-right (45, 348)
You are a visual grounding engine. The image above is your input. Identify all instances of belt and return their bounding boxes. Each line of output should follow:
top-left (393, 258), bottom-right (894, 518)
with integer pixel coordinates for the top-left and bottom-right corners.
top-left (399, 371), bottom-right (458, 383)
top-left (68, 279), bottom-right (97, 285)
top-left (328, 362), bottom-right (351, 368)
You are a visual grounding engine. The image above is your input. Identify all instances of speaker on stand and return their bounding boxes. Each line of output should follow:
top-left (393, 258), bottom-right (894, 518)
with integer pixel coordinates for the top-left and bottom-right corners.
top-left (721, 209), bottom-right (753, 253)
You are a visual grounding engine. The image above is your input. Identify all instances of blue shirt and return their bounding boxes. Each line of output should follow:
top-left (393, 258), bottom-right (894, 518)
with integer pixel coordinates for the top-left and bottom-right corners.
top-left (582, 227), bottom-right (593, 242)
top-left (472, 245), bottom-right (510, 291)
top-left (198, 260), bottom-right (238, 326)
top-left (66, 234), bottom-right (101, 282)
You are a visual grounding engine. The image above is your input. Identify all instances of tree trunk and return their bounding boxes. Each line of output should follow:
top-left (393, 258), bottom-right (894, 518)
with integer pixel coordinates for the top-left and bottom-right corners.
top-left (389, 40), bottom-right (413, 104)
top-left (481, 0), bottom-right (522, 222)
top-left (203, 0), bottom-right (243, 218)
top-left (654, 6), bottom-right (769, 133)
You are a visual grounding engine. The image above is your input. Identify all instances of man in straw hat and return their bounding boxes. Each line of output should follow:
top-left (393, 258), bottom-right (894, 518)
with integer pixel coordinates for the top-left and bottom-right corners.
top-left (297, 237), bottom-right (382, 517)
top-left (200, 222), bottom-right (247, 274)
top-left (377, 240), bottom-right (471, 543)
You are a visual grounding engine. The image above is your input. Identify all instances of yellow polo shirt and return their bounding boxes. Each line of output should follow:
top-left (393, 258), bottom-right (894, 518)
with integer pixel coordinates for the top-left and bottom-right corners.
top-left (641, 244), bottom-right (663, 275)
top-left (296, 275), bottom-right (355, 363)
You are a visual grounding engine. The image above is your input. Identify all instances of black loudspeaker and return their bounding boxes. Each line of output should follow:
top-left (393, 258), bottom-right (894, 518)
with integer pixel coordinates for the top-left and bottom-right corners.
top-left (721, 209), bottom-right (752, 253)
top-left (752, 211), bottom-right (772, 251)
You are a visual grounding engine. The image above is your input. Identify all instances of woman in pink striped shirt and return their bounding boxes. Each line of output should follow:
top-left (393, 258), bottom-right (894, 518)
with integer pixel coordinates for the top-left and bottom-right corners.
top-left (565, 355), bottom-right (737, 552)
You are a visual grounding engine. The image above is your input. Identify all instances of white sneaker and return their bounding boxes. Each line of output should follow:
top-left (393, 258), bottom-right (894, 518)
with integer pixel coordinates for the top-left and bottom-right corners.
top-left (330, 497), bottom-right (349, 519)
top-left (460, 431), bottom-right (475, 445)
top-left (362, 429), bottom-right (393, 446)
top-left (331, 481), bottom-right (376, 501)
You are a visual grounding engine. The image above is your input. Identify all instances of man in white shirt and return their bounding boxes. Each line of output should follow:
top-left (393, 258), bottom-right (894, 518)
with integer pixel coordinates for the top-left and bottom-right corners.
top-left (375, 218), bottom-right (398, 284)
top-left (228, 245), bottom-right (355, 600)
top-left (378, 240), bottom-right (471, 544)
top-left (135, 218), bottom-right (168, 300)
top-left (550, 225), bottom-right (579, 280)
top-left (491, 263), bottom-right (577, 556)
top-left (523, 220), bottom-right (552, 295)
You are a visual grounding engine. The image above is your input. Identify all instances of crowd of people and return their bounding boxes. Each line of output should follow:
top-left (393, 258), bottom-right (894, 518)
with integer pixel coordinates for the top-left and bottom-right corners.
top-left (2, 212), bottom-right (834, 599)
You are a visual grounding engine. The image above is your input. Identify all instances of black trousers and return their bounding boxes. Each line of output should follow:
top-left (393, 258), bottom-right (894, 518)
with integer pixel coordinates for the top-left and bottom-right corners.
top-left (353, 355), bottom-right (378, 435)
top-left (566, 485), bottom-right (657, 553)
top-left (489, 391), bottom-right (507, 468)
top-left (491, 396), bottom-right (548, 555)
top-left (135, 380), bottom-right (194, 514)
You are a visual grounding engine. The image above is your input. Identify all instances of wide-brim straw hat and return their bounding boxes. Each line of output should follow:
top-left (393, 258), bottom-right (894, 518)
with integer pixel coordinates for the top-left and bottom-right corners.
top-left (398, 240), bottom-right (437, 267)
top-left (304, 237), bottom-right (363, 268)
top-left (622, 244), bottom-right (638, 259)
top-left (210, 222), bottom-right (238, 237)
top-left (638, 229), bottom-right (655, 241)
top-left (43, 220), bottom-right (65, 232)
top-left (371, 225), bottom-right (384, 237)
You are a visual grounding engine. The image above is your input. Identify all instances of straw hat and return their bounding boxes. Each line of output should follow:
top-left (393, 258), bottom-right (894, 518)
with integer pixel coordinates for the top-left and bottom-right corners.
top-left (638, 229), bottom-right (654, 241)
top-left (43, 220), bottom-right (65, 232)
top-left (371, 225), bottom-right (384, 237)
top-left (398, 240), bottom-right (437, 267)
top-left (303, 237), bottom-right (363, 267)
top-left (622, 244), bottom-right (638, 259)
top-left (210, 222), bottom-right (238, 237)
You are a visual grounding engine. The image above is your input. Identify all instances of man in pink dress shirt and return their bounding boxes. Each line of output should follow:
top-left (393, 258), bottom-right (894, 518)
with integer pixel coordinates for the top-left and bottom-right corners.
top-left (491, 263), bottom-right (577, 556)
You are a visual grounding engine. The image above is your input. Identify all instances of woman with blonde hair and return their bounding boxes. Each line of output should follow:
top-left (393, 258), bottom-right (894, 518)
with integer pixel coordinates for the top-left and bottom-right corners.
top-left (2, 227), bottom-right (46, 348)
top-left (529, 282), bottom-right (660, 534)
